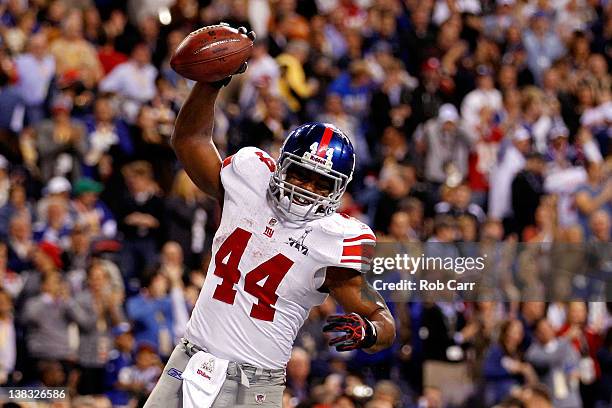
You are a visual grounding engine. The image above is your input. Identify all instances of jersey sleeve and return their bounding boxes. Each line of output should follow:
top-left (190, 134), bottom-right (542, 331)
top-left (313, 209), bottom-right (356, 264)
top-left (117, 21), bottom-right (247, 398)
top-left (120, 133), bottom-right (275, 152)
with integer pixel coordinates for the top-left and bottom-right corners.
top-left (220, 147), bottom-right (276, 199)
top-left (324, 214), bottom-right (376, 273)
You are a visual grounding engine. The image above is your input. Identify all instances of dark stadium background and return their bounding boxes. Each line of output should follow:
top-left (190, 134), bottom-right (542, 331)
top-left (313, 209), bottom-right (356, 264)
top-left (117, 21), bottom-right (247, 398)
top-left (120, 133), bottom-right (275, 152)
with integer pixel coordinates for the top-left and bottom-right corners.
top-left (0, 0), bottom-right (610, 407)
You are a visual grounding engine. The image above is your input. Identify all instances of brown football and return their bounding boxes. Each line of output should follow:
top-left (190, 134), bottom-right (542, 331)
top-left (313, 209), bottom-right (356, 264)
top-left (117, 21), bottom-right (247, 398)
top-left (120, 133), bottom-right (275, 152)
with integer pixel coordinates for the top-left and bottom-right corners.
top-left (170, 24), bottom-right (253, 82)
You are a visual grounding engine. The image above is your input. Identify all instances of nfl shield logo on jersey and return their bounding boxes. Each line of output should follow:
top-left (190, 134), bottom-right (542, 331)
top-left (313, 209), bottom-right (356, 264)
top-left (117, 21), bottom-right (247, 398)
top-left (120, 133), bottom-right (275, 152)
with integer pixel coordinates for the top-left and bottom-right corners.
top-left (255, 393), bottom-right (266, 404)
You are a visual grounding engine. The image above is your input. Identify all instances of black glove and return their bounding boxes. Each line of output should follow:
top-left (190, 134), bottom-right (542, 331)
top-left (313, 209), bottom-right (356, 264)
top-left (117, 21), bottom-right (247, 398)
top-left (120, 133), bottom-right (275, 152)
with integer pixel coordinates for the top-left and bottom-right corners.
top-left (323, 313), bottom-right (378, 351)
top-left (210, 25), bottom-right (256, 89)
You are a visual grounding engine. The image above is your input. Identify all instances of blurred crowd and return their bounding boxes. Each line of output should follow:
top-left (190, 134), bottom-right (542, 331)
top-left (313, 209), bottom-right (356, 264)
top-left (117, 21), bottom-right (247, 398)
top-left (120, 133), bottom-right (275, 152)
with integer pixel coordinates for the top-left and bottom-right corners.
top-left (0, 0), bottom-right (611, 407)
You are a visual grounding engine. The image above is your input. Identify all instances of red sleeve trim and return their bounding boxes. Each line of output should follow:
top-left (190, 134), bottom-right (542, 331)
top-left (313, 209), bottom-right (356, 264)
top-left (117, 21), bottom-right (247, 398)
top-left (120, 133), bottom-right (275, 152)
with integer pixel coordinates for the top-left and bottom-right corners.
top-left (222, 155), bottom-right (234, 168)
top-left (340, 258), bottom-right (370, 265)
top-left (342, 245), bottom-right (362, 257)
top-left (343, 234), bottom-right (376, 243)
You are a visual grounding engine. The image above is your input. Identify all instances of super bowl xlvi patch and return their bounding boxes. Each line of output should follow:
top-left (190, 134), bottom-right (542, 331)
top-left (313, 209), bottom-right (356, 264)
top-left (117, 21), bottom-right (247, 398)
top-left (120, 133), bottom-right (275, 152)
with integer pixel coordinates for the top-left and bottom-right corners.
top-left (286, 227), bottom-right (312, 255)
top-left (255, 393), bottom-right (266, 404)
top-left (167, 368), bottom-right (183, 380)
top-left (196, 357), bottom-right (215, 380)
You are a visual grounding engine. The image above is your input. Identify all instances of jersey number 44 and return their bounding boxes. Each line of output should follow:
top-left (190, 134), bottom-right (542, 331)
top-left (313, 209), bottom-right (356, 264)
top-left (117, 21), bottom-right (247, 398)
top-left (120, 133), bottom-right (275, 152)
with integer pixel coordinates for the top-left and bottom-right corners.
top-left (212, 227), bottom-right (293, 322)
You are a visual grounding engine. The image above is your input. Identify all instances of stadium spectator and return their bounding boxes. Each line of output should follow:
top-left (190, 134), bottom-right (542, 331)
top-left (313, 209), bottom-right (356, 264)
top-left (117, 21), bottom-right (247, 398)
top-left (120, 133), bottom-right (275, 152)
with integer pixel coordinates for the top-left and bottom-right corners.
top-left (18, 242), bottom-right (63, 304)
top-left (13, 33), bottom-right (55, 126)
top-left (276, 40), bottom-right (316, 114)
top-left (99, 43), bottom-right (158, 123)
top-left (557, 301), bottom-right (603, 407)
top-left (116, 343), bottom-right (161, 405)
top-left (6, 214), bottom-right (35, 273)
top-left (158, 241), bottom-right (187, 287)
top-left (49, 9), bottom-right (103, 88)
top-left (317, 93), bottom-right (369, 165)
top-left (467, 105), bottom-right (504, 206)
top-left (125, 269), bottom-right (178, 358)
top-left (0, 183), bottom-right (33, 240)
top-left (461, 66), bottom-right (503, 137)
top-left (104, 322), bottom-right (135, 407)
top-left (35, 95), bottom-right (87, 183)
top-left (239, 40), bottom-right (281, 111)
top-left (70, 178), bottom-right (116, 239)
top-left (0, 242), bottom-right (22, 300)
top-left (519, 302), bottom-right (547, 350)
top-left (589, 209), bottom-right (611, 243)
top-left (3, 9), bottom-right (36, 55)
top-left (373, 163), bottom-right (417, 233)
top-left (83, 96), bottom-right (133, 177)
top-left (75, 262), bottom-right (126, 395)
top-left (328, 60), bottom-right (374, 121)
top-left (238, 93), bottom-right (291, 152)
top-left (511, 152), bottom-right (546, 237)
top-left (417, 103), bottom-right (470, 186)
top-left (21, 272), bottom-right (90, 363)
top-left (63, 223), bottom-right (93, 281)
top-left (32, 197), bottom-right (72, 248)
top-left (128, 104), bottom-right (176, 192)
top-left (369, 58), bottom-right (414, 136)
top-left (522, 11), bottom-right (566, 84)
top-left (37, 176), bottom-right (72, 222)
top-left (489, 127), bottom-right (531, 222)
top-left (435, 183), bottom-right (485, 225)
top-left (525, 318), bottom-right (582, 408)
top-left (483, 319), bottom-right (537, 406)
top-left (164, 170), bottom-right (214, 268)
top-left (114, 161), bottom-right (163, 282)
top-left (575, 161), bottom-right (612, 238)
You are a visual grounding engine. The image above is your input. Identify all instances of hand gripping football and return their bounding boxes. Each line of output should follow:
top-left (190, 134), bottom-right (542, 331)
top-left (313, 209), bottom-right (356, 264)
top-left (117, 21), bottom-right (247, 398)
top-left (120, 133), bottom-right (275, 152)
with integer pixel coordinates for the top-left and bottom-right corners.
top-left (170, 23), bottom-right (254, 82)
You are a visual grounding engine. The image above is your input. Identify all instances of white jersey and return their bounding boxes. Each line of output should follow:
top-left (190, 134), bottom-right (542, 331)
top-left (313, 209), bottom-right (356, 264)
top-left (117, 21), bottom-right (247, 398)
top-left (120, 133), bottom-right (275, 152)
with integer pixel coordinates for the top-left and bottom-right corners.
top-left (185, 147), bottom-right (375, 369)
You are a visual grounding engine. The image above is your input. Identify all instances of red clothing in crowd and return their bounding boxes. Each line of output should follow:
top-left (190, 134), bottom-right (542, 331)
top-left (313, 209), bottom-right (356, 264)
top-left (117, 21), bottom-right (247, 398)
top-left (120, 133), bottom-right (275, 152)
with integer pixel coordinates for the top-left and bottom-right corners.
top-left (557, 323), bottom-right (603, 377)
top-left (468, 126), bottom-right (504, 193)
top-left (98, 47), bottom-right (128, 75)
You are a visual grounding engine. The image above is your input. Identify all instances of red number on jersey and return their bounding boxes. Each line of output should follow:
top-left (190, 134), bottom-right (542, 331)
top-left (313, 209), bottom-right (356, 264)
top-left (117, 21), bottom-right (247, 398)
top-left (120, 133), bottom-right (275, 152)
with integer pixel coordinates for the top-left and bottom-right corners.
top-left (255, 152), bottom-right (276, 172)
top-left (211, 227), bottom-right (293, 321)
top-left (244, 254), bottom-right (293, 321)
top-left (211, 228), bottom-right (250, 304)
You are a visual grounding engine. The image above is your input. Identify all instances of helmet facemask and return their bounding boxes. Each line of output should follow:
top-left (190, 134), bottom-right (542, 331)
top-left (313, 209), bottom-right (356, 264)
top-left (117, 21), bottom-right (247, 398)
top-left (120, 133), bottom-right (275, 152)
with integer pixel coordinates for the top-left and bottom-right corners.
top-left (268, 152), bottom-right (350, 222)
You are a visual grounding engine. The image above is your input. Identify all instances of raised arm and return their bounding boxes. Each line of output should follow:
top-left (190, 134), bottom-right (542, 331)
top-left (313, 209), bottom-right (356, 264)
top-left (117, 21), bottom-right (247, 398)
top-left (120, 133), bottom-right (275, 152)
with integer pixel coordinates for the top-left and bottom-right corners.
top-left (171, 82), bottom-right (224, 199)
top-left (170, 25), bottom-right (255, 199)
top-left (322, 267), bottom-right (396, 353)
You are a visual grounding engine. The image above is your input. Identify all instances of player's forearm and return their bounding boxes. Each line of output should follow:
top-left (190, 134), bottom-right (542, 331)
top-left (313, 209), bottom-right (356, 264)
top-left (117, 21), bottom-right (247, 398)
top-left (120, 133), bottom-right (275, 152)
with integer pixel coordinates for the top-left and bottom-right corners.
top-left (171, 82), bottom-right (220, 145)
top-left (366, 308), bottom-right (396, 353)
top-left (170, 82), bottom-right (224, 197)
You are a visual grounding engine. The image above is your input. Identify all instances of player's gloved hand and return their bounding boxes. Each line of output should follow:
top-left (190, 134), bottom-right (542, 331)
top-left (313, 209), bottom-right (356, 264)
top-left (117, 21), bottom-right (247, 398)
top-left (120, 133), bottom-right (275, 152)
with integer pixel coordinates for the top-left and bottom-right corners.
top-left (323, 312), bottom-right (378, 351)
top-left (210, 24), bottom-right (256, 89)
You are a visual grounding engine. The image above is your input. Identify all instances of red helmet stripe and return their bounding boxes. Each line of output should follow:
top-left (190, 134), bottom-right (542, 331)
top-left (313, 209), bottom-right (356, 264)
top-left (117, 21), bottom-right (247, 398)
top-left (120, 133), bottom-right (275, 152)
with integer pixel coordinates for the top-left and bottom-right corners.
top-left (316, 126), bottom-right (333, 157)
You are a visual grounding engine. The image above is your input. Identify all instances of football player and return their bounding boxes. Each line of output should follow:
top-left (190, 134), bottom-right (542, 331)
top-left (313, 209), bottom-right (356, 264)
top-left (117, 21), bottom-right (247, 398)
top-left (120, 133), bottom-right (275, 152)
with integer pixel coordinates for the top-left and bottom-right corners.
top-left (144, 26), bottom-right (395, 408)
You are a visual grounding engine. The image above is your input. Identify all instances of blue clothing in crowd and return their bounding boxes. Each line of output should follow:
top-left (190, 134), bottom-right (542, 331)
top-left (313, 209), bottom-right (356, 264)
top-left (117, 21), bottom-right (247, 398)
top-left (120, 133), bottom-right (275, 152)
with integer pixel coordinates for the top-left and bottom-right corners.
top-left (126, 294), bottom-right (174, 355)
